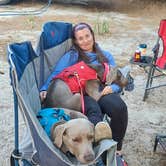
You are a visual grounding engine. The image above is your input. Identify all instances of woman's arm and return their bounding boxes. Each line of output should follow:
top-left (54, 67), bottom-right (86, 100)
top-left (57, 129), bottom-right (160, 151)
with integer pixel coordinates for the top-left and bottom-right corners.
top-left (40, 50), bottom-right (78, 92)
top-left (102, 50), bottom-right (121, 93)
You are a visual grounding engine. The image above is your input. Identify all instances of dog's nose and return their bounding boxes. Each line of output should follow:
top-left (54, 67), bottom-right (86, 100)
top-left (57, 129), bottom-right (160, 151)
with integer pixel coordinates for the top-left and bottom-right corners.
top-left (84, 153), bottom-right (95, 162)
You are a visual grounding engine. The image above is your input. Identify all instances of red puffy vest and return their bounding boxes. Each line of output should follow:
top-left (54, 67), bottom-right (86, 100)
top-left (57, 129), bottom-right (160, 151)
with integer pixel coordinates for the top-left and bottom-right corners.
top-left (53, 61), bottom-right (98, 93)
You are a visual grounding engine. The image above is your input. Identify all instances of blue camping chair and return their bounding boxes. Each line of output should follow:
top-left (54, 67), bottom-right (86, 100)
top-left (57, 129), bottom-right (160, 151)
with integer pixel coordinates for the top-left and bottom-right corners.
top-left (8, 21), bottom-right (117, 166)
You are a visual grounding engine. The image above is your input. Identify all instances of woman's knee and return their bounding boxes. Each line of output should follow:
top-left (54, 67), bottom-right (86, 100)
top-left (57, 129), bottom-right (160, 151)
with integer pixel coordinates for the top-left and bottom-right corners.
top-left (98, 94), bottom-right (128, 133)
top-left (98, 94), bottom-right (128, 117)
top-left (84, 96), bottom-right (103, 124)
top-left (98, 94), bottom-right (128, 150)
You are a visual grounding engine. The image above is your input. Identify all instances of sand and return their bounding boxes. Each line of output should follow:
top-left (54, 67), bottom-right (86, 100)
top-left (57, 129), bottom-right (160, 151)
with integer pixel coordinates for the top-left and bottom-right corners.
top-left (0, 1), bottom-right (166, 166)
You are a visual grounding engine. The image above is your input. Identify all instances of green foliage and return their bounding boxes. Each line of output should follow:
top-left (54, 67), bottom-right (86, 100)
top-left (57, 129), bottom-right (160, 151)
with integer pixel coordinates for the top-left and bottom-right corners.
top-left (26, 15), bottom-right (35, 29)
top-left (94, 19), bottom-right (111, 35)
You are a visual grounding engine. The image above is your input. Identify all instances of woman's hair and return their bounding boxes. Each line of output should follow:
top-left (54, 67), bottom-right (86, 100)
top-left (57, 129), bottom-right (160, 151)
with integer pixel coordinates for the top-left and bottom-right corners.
top-left (72, 22), bottom-right (108, 63)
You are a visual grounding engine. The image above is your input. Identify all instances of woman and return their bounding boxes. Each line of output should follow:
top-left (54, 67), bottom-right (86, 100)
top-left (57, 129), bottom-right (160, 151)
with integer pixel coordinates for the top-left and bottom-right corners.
top-left (40, 23), bottom-right (128, 155)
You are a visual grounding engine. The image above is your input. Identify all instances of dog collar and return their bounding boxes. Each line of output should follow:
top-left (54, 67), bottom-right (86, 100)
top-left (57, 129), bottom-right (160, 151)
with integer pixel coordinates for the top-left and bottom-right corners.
top-left (102, 63), bottom-right (109, 83)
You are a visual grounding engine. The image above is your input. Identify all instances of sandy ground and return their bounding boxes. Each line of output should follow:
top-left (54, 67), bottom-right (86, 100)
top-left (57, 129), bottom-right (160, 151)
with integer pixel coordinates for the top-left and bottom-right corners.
top-left (0, 1), bottom-right (166, 166)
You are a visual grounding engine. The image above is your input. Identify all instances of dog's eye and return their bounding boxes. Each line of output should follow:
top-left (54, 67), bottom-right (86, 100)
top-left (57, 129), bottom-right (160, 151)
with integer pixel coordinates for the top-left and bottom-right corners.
top-left (72, 137), bottom-right (81, 142)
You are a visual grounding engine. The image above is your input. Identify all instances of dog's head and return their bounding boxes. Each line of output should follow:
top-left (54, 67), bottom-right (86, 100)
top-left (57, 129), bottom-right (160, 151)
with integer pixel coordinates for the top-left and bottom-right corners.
top-left (87, 63), bottom-right (131, 88)
top-left (106, 66), bottom-right (131, 88)
top-left (51, 118), bottom-right (95, 164)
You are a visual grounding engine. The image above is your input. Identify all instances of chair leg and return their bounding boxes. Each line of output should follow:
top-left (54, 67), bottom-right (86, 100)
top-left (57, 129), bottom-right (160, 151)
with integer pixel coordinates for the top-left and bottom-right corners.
top-left (143, 89), bottom-right (148, 101)
top-left (149, 65), bottom-right (156, 87)
top-left (154, 134), bottom-right (166, 152)
top-left (154, 135), bottom-right (159, 152)
top-left (143, 65), bottom-right (154, 101)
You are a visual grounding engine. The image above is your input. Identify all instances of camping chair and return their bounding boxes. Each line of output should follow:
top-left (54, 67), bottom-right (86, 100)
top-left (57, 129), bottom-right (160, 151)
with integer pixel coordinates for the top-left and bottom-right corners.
top-left (154, 134), bottom-right (166, 152)
top-left (130, 19), bottom-right (166, 101)
top-left (130, 19), bottom-right (166, 156)
top-left (8, 21), bottom-right (117, 166)
top-left (143, 19), bottom-right (166, 101)
top-left (140, 20), bottom-right (166, 155)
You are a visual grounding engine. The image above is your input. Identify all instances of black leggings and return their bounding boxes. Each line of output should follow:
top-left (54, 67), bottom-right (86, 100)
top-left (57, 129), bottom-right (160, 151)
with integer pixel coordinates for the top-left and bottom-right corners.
top-left (84, 94), bottom-right (128, 151)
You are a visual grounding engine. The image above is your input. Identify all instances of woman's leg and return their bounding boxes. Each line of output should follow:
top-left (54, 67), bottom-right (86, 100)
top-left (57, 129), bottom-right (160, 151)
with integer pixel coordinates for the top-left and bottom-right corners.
top-left (84, 95), bottom-right (103, 125)
top-left (98, 94), bottom-right (128, 151)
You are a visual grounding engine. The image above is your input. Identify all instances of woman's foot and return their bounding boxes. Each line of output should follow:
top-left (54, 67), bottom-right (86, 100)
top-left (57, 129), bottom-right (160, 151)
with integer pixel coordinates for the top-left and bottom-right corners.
top-left (95, 121), bottom-right (112, 142)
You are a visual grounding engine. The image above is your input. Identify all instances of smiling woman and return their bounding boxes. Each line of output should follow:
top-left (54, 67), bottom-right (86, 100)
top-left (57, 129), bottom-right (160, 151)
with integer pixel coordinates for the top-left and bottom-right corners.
top-left (40, 22), bottom-right (129, 160)
top-left (74, 27), bottom-right (94, 52)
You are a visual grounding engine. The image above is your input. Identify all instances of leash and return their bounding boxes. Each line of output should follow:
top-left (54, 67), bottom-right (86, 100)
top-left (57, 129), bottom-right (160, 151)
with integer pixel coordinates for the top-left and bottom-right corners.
top-left (102, 63), bottom-right (109, 83)
top-left (74, 72), bottom-right (85, 115)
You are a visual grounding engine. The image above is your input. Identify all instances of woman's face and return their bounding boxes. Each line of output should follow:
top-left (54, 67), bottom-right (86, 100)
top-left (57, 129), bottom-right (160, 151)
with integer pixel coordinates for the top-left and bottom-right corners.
top-left (74, 27), bottom-right (94, 52)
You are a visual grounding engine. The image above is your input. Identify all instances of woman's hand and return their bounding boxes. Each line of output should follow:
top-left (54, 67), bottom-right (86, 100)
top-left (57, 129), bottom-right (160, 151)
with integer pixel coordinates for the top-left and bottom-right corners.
top-left (40, 91), bottom-right (47, 102)
top-left (101, 86), bottom-right (113, 96)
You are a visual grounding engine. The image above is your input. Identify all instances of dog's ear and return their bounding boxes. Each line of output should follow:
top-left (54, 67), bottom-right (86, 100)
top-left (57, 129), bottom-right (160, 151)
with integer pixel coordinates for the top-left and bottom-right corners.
top-left (51, 124), bottom-right (66, 148)
top-left (117, 69), bottom-right (122, 78)
top-left (87, 64), bottom-right (101, 71)
top-left (87, 64), bottom-right (103, 78)
top-left (63, 108), bottom-right (88, 119)
top-left (117, 68), bottom-right (130, 87)
top-left (69, 111), bottom-right (88, 119)
top-left (105, 67), bottom-right (118, 85)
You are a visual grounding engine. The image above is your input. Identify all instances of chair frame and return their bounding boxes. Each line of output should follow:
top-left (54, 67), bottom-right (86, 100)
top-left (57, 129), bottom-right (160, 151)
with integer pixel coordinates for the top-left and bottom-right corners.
top-left (154, 134), bottom-right (166, 152)
top-left (8, 22), bottom-right (117, 166)
top-left (143, 40), bottom-right (166, 101)
top-left (143, 20), bottom-right (166, 101)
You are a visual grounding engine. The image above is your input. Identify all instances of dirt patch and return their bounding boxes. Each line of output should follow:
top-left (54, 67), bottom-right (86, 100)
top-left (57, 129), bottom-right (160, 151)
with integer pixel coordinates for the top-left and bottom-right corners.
top-left (0, 1), bottom-right (166, 166)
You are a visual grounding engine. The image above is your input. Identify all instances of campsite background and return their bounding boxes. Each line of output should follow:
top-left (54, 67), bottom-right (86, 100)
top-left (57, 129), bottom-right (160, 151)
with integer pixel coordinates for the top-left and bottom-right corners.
top-left (0, 0), bottom-right (166, 165)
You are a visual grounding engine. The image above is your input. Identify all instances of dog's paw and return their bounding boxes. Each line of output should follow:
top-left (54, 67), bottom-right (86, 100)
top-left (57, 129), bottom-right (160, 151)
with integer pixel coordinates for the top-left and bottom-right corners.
top-left (95, 121), bottom-right (112, 143)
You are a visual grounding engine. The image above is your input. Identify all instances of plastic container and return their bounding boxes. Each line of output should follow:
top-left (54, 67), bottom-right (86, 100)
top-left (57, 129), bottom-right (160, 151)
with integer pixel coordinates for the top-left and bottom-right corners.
top-left (139, 44), bottom-right (147, 56)
top-left (134, 49), bottom-right (141, 62)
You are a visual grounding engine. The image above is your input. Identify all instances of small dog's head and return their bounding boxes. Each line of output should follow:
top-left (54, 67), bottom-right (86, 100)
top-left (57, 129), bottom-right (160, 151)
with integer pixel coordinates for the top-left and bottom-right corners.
top-left (51, 118), bottom-right (95, 164)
